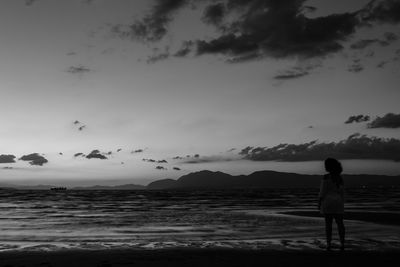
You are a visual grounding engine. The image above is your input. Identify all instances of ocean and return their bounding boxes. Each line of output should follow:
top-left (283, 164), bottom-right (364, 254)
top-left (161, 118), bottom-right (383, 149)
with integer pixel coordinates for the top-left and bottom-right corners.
top-left (0, 187), bottom-right (399, 251)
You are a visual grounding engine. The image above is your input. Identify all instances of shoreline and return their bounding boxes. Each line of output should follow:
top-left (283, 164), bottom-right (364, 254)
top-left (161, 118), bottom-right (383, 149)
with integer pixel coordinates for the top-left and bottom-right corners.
top-left (280, 210), bottom-right (400, 225)
top-left (1, 248), bottom-right (400, 267)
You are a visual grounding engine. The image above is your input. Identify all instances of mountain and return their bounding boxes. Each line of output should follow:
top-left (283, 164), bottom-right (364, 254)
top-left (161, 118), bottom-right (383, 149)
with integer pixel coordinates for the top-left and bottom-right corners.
top-left (146, 170), bottom-right (400, 189)
top-left (147, 179), bottom-right (177, 190)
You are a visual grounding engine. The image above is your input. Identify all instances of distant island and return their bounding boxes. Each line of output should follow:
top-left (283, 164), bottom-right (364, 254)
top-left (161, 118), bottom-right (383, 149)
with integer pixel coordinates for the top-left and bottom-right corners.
top-left (1, 170), bottom-right (399, 190)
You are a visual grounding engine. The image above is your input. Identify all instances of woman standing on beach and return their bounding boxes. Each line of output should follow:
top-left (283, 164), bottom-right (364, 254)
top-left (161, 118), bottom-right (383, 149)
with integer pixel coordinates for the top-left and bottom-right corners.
top-left (318, 158), bottom-right (345, 251)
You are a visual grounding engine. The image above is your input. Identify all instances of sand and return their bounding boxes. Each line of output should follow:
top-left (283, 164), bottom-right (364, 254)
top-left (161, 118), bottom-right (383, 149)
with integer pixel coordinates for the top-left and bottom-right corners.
top-left (0, 249), bottom-right (399, 267)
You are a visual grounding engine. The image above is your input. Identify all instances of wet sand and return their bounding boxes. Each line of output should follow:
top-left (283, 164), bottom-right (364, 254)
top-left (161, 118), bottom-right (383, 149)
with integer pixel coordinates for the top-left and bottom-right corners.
top-left (1, 249), bottom-right (399, 267)
top-left (281, 211), bottom-right (400, 225)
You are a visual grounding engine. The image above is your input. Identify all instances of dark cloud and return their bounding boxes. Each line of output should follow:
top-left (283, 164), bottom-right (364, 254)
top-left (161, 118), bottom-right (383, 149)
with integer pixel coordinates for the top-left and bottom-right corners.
top-left (239, 146), bottom-right (254, 156)
top-left (274, 68), bottom-right (309, 80)
top-left (195, 1), bottom-right (358, 60)
top-left (86, 150), bottom-right (108, 160)
top-left (182, 155), bottom-right (236, 164)
top-left (59, 152), bottom-right (63, 155)
top-left (345, 114), bottom-right (370, 124)
top-left (384, 32), bottom-right (398, 42)
top-left (78, 125), bottom-right (86, 131)
top-left (146, 46), bottom-right (171, 64)
top-left (67, 65), bottom-right (91, 75)
top-left (157, 160), bottom-right (168, 163)
top-left (174, 41), bottom-right (194, 57)
top-left (2, 167), bottom-right (13, 170)
top-left (227, 148), bottom-right (236, 152)
top-left (357, 0), bottom-right (400, 24)
top-left (24, 0), bottom-right (39, 6)
top-left (350, 39), bottom-right (385, 49)
top-left (240, 134), bottom-right (400, 162)
top-left (19, 153), bottom-right (49, 166)
top-left (142, 158), bottom-right (156, 163)
top-left (348, 63), bottom-right (364, 73)
top-left (172, 156), bottom-right (184, 160)
top-left (173, 167), bottom-right (181, 171)
top-left (377, 61), bottom-right (388, 68)
top-left (368, 113), bottom-right (400, 128)
top-left (74, 153), bottom-right (85, 158)
top-left (0, 155), bottom-right (16, 164)
top-left (74, 120), bottom-right (80, 125)
top-left (156, 166), bottom-right (167, 170)
top-left (113, 0), bottom-right (400, 63)
top-left (132, 149), bottom-right (144, 153)
top-left (202, 3), bottom-right (225, 26)
top-left (117, 149), bottom-right (122, 152)
top-left (113, 0), bottom-right (189, 42)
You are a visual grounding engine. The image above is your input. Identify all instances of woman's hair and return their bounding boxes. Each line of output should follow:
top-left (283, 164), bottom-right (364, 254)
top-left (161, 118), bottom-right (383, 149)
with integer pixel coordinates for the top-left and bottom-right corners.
top-left (324, 158), bottom-right (343, 187)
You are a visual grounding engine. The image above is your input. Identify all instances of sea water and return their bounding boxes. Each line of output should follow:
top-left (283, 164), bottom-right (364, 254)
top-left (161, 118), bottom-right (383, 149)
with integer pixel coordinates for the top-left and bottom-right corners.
top-left (0, 187), bottom-right (399, 251)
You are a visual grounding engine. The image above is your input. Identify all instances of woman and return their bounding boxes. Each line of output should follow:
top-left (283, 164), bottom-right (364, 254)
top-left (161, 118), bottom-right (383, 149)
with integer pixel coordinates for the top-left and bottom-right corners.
top-left (318, 158), bottom-right (345, 251)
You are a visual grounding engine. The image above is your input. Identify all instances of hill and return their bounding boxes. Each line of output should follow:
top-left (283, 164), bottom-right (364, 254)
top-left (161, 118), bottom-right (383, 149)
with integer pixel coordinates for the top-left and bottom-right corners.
top-left (146, 170), bottom-right (400, 189)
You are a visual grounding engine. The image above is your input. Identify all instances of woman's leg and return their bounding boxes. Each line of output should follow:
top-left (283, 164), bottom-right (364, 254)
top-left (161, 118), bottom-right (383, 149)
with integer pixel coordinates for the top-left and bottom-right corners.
top-left (334, 214), bottom-right (345, 250)
top-left (324, 215), bottom-right (333, 250)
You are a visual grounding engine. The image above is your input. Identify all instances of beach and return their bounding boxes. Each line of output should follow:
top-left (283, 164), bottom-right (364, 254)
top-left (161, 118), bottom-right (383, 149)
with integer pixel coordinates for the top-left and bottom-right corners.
top-left (0, 188), bottom-right (399, 265)
top-left (1, 249), bottom-right (400, 267)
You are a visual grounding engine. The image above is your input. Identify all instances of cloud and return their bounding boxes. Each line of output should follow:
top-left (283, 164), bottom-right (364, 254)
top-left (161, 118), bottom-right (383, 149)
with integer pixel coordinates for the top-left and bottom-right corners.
top-left (142, 158), bottom-right (168, 163)
top-left (73, 120), bottom-right (87, 131)
top-left (0, 154), bottom-right (16, 164)
top-left (111, 0), bottom-right (400, 63)
top-left (112, 0), bottom-right (189, 42)
top-left (146, 47), bottom-right (171, 63)
top-left (350, 39), bottom-right (386, 49)
top-left (172, 156), bottom-right (184, 160)
top-left (67, 65), bottom-right (91, 75)
top-left (240, 134), bottom-right (400, 162)
top-left (173, 167), bottom-right (181, 171)
top-left (348, 63), bottom-right (364, 73)
top-left (74, 153), bottom-right (85, 158)
top-left (117, 149), bottom-right (122, 152)
top-left (132, 149), bottom-right (144, 153)
top-left (274, 68), bottom-right (309, 80)
top-left (86, 150), bottom-right (108, 160)
top-left (24, 0), bottom-right (39, 6)
top-left (2, 167), bottom-right (13, 170)
top-left (156, 166), bottom-right (167, 170)
top-left (202, 3), bottom-right (225, 26)
top-left (239, 146), bottom-right (254, 156)
top-left (142, 158), bottom-right (156, 163)
top-left (345, 114), bottom-right (370, 124)
top-left (174, 41), bottom-right (194, 57)
top-left (368, 113), bottom-right (400, 128)
top-left (358, 0), bottom-right (400, 24)
top-left (182, 155), bottom-right (236, 164)
top-left (19, 153), bottom-right (49, 166)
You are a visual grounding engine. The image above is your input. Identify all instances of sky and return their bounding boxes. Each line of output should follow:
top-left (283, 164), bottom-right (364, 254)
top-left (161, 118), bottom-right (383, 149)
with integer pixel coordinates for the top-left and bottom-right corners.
top-left (1, 0), bottom-right (400, 186)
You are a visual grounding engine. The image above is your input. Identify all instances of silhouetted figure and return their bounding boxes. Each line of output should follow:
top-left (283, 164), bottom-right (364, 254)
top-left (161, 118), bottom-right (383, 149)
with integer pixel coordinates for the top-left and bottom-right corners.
top-left (318, 158), bottom-right (345, 251)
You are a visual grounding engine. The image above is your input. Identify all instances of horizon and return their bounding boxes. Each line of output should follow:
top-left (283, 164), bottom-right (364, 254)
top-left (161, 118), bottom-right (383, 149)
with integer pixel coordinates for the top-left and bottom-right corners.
top-left (1, 0), bottom-right (400, 186)
top-left (4, 165), bottom-right (400, 188)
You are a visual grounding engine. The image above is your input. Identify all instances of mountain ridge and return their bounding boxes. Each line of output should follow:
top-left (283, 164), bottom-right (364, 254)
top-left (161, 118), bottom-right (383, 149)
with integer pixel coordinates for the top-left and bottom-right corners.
top-left (2, 170), bottom-right (400, 190)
